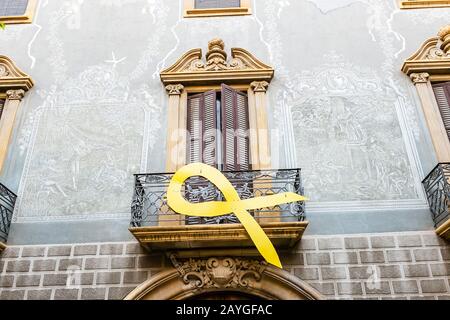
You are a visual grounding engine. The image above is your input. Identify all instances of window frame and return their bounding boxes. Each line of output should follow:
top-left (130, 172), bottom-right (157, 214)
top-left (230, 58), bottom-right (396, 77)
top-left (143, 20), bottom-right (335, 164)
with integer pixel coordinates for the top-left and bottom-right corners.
top-left (185, 84), bottom-right (252, 171)
top-left (400, 0), bottom-right (450, 9)
top-left (184, 0), bottom-right (252, 18)
top-left (0, 0), bottom-right (38, 25)
top-left (0, 56), bottom-right (34, 173)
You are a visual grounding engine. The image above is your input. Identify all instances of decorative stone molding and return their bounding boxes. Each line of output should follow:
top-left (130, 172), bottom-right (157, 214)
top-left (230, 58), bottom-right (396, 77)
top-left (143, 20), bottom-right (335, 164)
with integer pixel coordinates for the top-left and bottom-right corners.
top-left (165, 84), bottom-right (184, 96)
top-left (0, 56), bottom-right (34, 92)
top-left (438, 24), bottom-right (450, 54)
top-left (251, 81), bottom-right (269, 93)
top-left (129, 221), bottom-right (309, 250)
top-left (410, 73), bottom-right (430, 84)
top-left (171, 256), bottom-right (267, 291)
top-left (6, 89), bottom-right (25, 101)
top-left (125, 256), bottom-right (323, 300)
top-left (402, 24), bottom-right (450, 82)
top-left (160, 39), bottom-right (274, 86)
top-left (403, 25), bottom-right (450, 236)
top-left (0, 57), bottom-right (33, 173)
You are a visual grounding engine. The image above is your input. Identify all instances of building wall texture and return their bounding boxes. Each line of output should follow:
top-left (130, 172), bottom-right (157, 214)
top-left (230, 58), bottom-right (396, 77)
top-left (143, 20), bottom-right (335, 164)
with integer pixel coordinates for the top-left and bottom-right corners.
top-left (0, 0), bottom-right (450, 300)
top-left (1, 232), bottom-right (449, 300)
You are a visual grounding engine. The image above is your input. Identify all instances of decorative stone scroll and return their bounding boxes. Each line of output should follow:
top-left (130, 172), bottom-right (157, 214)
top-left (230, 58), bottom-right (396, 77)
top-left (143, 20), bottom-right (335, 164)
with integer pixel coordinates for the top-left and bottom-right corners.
top-left (402, 24), bottom-right (450, 80)
top-left (160, 38), bottom-right (274, 86)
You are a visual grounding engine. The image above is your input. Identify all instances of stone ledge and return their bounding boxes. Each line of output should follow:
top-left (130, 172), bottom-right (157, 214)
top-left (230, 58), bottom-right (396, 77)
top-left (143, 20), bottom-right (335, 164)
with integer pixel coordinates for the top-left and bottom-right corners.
top-left (436, 219), bottom-right (450, 241)
top-left (0, 242), bottom-right (6, 254)
top-left (129, 221), bottom-right (309, 251)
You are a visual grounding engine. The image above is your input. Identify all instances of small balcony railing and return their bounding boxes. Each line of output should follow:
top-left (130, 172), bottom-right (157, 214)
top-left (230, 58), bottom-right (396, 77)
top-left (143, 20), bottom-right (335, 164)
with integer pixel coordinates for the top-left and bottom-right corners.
top-left (422, 163), bottom-right (450, 228)
top-left (131, 168), bottom-right (306, 228)
top-left (0, 183), bottom-right (16, 244)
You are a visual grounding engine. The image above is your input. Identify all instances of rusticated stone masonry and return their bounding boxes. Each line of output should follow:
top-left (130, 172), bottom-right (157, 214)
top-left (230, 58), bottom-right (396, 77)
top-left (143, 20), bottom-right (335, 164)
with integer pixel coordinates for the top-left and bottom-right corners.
top-left (0, 231), bottom-right (449, 300)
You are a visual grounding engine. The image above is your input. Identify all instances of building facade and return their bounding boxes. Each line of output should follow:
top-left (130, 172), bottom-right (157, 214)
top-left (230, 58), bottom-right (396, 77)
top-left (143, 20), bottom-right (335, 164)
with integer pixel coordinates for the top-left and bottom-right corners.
top-left (0, 0), bottom-right (449, 300)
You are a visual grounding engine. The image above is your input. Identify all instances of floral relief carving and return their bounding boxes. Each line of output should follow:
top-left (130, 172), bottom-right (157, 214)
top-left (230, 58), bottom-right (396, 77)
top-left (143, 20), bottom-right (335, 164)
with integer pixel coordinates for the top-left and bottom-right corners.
top-left (160, 38), bottom-right (273, 84)
top-left (6, 89), bottom-right (26, 101)
top-left (410, 73), bottom-right (430, 84)
top-left (251, 81), bottom-right (269, 93)
top-left (165, 84), bottom-right (184, 95)
top-left (0, 65), bottom-right (10, 78)
top-left (172, 256), bottom-right (267, 291)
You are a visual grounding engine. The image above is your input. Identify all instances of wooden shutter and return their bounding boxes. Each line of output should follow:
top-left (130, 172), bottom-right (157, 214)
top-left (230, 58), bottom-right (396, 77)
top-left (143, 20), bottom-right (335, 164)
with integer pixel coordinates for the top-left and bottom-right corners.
top-left (432, 82), bottom-right (450, 141)
top-left (186, 90), bottom-right (218, 167)
top-left (221, 84), bottom-right (250, 171)
top-left (195, 0), bottom-right (241, 9)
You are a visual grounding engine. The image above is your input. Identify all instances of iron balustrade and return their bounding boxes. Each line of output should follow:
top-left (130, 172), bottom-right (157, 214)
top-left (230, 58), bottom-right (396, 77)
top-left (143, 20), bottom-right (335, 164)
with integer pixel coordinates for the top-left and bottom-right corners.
top-left (422, 163), bottom-right (450, 228)
top-left (131, 168), bottom-right (306, 227)
top-left (0, 183), bottom-right (16, 244)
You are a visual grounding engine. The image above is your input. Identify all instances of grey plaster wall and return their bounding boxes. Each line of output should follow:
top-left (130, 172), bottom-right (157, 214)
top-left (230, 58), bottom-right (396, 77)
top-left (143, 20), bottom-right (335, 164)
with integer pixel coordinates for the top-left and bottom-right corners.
top-left (0, 0), bottom-right (449, 244)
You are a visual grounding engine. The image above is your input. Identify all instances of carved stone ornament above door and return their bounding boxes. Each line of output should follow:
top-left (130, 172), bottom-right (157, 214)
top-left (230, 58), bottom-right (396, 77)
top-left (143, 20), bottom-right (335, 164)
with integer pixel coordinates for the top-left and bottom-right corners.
top-left (160, 38), bottom-right (274, 86)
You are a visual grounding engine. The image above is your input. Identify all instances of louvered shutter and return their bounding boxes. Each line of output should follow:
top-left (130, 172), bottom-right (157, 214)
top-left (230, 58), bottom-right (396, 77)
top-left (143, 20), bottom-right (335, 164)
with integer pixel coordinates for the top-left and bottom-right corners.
top-left (195, 0), bottom-right (240, 9)
top-left (186, 90), bottom-right (218, 167)
top-left (432, 82), bottom-right (450, 141)
top-left (221, 84), bottom-right (250, 171)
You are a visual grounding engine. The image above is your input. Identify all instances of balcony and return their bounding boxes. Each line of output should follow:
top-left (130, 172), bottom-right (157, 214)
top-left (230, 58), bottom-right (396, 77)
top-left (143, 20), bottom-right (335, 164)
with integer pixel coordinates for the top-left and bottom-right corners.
top-left (129, 168), bottom-right (309, 251)
top-left (422, 163), bottom-right (450, 240)
top-left (0, 183), bottom-right (16, 253)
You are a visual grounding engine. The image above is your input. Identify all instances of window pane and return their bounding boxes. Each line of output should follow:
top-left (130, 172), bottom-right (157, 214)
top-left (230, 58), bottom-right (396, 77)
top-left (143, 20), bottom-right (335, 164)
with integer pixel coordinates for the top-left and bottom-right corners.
top-left (195, 0), bottom-right (241, 9)
top-left (0, 0), bottom-right (29, 17)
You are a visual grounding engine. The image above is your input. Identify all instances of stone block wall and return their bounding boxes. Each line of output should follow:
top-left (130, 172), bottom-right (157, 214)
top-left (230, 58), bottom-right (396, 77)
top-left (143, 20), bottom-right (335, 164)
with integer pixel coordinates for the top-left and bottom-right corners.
top-left (0, 231), bottom-right (449, 300)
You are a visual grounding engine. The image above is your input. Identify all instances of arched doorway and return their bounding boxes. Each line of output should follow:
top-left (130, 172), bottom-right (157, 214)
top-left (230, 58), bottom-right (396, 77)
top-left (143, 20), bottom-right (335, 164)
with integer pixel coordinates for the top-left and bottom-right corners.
top-left (125, 257), bottom-right (323, 300)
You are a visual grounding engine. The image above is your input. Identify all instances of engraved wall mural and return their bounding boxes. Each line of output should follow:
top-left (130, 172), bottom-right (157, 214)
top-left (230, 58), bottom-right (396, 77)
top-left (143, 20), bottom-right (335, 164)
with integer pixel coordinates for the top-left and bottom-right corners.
top-left (0, 0), bottom-right (449, 225)
top-left (288, 52), bottom-right (417, 202)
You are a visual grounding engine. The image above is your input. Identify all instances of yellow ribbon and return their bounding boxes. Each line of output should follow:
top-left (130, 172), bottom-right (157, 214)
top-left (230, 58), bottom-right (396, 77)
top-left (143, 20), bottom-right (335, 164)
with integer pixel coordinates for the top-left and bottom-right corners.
top-left (166, 163), bottom-right (307, 269)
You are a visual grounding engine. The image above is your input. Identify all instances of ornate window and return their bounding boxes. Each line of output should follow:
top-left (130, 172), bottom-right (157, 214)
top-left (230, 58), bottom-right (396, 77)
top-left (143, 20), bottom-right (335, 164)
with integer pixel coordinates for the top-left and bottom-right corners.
top-left (0, 56), bottom-right (34, 173)
top-left (160, 38), bottom-right (273, 173)
top-left (0, 0), bottom-right (37, 24)
top-left (402, 25), bottom-right (450, 240)
top-left (400, 0), bottom-right (450, 9)
top-left (184, 0), bottom-right (251, 18)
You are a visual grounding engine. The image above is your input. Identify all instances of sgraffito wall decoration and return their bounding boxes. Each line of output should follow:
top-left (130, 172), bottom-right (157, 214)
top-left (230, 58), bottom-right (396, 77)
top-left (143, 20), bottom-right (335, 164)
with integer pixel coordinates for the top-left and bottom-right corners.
top-left (0, 0), bottom-right (448, 226)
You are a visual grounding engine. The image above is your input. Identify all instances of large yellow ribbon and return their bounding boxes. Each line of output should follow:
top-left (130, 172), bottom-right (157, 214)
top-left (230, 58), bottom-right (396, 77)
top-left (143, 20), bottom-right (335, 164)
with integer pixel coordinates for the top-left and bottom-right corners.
top-left (166, 163), bottom-right (307, 269)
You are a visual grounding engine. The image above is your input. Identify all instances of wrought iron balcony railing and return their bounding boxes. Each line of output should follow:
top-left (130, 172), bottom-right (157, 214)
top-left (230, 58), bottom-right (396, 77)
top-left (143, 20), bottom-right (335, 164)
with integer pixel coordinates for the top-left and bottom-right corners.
top-left (422, 163), bottom-right (450, 228)
top-left (0, 183), bottom-right (16, 244)
top-left (131, 168), bottom-right (306, 228)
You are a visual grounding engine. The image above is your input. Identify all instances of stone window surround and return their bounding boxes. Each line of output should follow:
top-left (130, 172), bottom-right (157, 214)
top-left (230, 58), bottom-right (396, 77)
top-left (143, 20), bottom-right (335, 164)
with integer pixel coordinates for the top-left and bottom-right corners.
top-left (183, 0), bottom-right (252, 18)
top-left (156, 38), bottom-right (274, 228)
top-left (400, 0), bottom-right (450, 9)
top-left (402, 25), bottom-right (450, 163)
top-left (0, 56), bottom-right (34, 174)
top-left (160, 38), bottom-right (274, 173)
top-left (0, 0), bottom-right (38, 25)
top-left (402, 25), bottom-right (450, 240)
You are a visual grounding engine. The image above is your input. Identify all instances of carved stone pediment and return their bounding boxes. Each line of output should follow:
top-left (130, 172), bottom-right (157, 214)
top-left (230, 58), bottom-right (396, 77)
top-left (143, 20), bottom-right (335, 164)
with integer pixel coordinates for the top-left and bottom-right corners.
top-left (402, 24), bottom-right (450, 80)
top-left (0, 56), bottom-right (34, 93)
top-left (170, 255), bottom-right (267, 292)
top-left (160, 38), bottom-right (274, 86)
